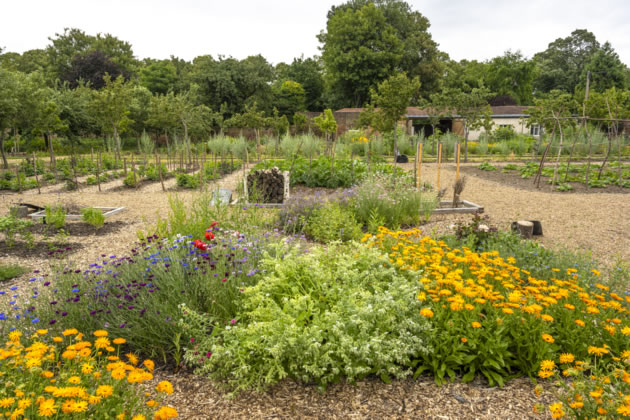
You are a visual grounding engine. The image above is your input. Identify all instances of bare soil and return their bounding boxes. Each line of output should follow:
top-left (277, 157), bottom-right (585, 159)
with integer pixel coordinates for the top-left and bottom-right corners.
top-left (2, 160), bottom-right (628, 419)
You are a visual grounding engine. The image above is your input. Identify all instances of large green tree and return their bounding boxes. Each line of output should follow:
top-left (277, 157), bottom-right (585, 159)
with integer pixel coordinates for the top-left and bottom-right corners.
top-left (0, 68), bottom-right (20, 168)
top-left (275, 56), bottom-right (324, 111)
top-left (139, 60), bottom-right (178, 95)
top-left (485, 51), bottom-right (537, 105)
top-left (319, 0), bottom-right (441, 108)
top-left (533, 29), bottom-right (600, 94)
top-left (581, 42), bottom-right (627, 92)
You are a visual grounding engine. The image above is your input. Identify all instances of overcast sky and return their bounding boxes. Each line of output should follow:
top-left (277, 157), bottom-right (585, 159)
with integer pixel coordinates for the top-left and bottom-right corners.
top-left (2, 0), bottom-right (630, 65)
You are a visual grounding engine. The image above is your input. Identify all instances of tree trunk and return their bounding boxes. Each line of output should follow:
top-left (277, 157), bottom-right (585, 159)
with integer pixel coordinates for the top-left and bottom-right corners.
top-left (0, 131), bottom-right (8, 169)
top-left (113, 126), bottom-right (121, 161)
top-left (182, 120), bottom-right (191, 165)
top-left (47, 131), bottom-right (56, 170)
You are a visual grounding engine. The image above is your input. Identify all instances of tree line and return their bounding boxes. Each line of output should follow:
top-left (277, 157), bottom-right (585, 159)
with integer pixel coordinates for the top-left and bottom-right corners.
top-left (2, 0), bottom-right (630, 168)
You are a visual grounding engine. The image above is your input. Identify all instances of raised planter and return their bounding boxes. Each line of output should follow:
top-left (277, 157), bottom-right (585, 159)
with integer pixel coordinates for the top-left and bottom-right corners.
top-left (29, 206), bottom-right (126, 221)
top-left (243, 169), bottom-right (290, 208)
top-left (433, 200), bottom-right (484, 215)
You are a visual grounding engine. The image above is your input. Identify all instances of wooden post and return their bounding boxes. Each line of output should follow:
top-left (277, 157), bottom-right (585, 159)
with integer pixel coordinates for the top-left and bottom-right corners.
top-left (91, 147), bottom-right (94, 163)
top-left (416, 143), bottom-right (422, 191)
top-left (456, 142), bottom-right (461, 181)
top-left (132, 154), bottom-right (137, 188)
top-left (97, 151), bottom-right (102, 192)
top-left (158, 155), bottom-right (165, 192)
top-left (33, 153), bottom-right (41, 194)
top-left (123, 158), bottom-right (127, 176)
top-left (72, 156), bottom-right (80, 191)
top-left (15, 164), bottom-right (22, 192)
top-left (199, 157), bottom-right (204, 192)
top-left (437, 143), bottom-right (442, 191)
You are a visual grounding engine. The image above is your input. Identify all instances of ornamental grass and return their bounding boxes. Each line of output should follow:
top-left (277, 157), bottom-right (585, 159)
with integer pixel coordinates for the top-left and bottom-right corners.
top-left (0, 328), bottom-right (176, 419)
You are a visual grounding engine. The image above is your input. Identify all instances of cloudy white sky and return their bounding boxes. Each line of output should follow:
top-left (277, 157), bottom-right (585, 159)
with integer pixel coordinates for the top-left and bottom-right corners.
top-left (2, 0), bottom-right (630, 65)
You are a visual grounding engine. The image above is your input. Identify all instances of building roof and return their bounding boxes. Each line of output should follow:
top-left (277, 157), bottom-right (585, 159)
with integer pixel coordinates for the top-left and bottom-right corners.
top-left (335, 105), bottom-right (530, 118)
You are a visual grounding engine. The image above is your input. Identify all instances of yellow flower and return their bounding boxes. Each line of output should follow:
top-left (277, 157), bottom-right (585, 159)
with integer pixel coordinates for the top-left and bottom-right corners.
top-left (502, 308), bottom-right (514, 314)
top-left (62, 329), bottom-right (78, 336)
top-left (38, 398), bottom-right (57, 417)
top-left (95, 337), bottom-right (111, 349)
top-left (461, 337), bottom-right (468, 343)
top-left (132, 415), bottom-right (146, 420)
top-left (0, 398), bottom-right (15, 408)
top-left (81, 363), bottom-right (94, 374)
top-left (548, 402), bottom-right (564, 419)
top-left (617, 405), bottom-right (630, 416)
top-left (558, 353), bottom-right (574, 364)
top-left (575, 320), bottom-right (585, 327)
top-left (541, 314), bottom-right (554, 322)
top-left (146, 400), bottom-right (158, 407)
top-left (52, 336), bottom-right (63, 343)
top-left (471, 322), bottom-right (482, 329)
top-left (96, 385), bottom-right (114, 398)
top-left (542, 333), bottom-right (554, 343)
top-left (126, 353), bottom-right (139, 366)
top-left (62, 350), bottom-right (77, 360)
top-left (143, 360), bottom-right (155, 372)
top-left (62, 399), bottom-right (76, 414)
top-left (113, 338), bottom-right (126, 345)
top-left (93, 330), bottom-right (108, 337)
top-left (111, 368), bottom-right (126, 380)
top-left (72, 400), bottom-right (88, 413)
top-left (540, 360), bottom-right (555, 371)
top-left (156, 381), bottom-right (174, 395)
top-left (563, 304), bottom-right (575, 310)
top-left (88, 395), bottom-right (101, 405)
top-left (8, 331), bottom-right (22, 342)
top-left (622, 327), bottom-right (630, 336)
top-left (68, 376), bottom-right (81, 384)
top-left (154, 406), bottom-right (178, 420)
top-left (538, 369), bottom-right (554, 379)
top-left (36, 329), bottom-right (49, 335)
top-left (419, 308), bottom-right (434, 318)
top-left (127, 370), bottom-right (145, 384)
top-left (587, 346), bottom-right (609, 356)
top-left (17, 398), bottom-right (31, 409)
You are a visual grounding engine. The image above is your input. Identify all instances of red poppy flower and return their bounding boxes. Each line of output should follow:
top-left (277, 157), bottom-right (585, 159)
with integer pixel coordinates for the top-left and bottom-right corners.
top-left (210, 221), bottom-right (219, 228)
top-left (205, 231), bottom-right (215, 240)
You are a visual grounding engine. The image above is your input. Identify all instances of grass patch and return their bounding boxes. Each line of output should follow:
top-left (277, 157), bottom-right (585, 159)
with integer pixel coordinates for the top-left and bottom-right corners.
top-left (0, 264), bottom-right (27, 282)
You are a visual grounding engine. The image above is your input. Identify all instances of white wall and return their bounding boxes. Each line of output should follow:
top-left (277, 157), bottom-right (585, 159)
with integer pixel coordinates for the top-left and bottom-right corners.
top-left (467, 117), bottom-right (532, 140)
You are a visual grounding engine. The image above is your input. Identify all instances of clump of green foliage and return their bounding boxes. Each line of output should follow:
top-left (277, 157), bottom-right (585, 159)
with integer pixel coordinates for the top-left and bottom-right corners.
top-left (304, 202), bottom-right (362, 243)
top-left (182, 243), bottom-right (430, 393)
top-left (81, 207), bottom-right (105, 228)
top-left (0, 264), bottom-right (27, 282)
top-left (45, 205), bottom-right (66, 229)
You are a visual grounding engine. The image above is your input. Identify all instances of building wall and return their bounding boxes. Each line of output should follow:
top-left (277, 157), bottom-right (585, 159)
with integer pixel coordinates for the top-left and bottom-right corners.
top-left (467, 117), bottom-right (529, 140)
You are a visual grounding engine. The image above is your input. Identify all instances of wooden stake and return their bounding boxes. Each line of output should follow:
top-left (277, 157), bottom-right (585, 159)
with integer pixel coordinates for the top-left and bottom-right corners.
top-left (199, 158), bottom-right (204, 192)
top-left (158, 155), bottom-right (165, 192)
top-left (456, 142), bottom-right (461, 181)
top-left (123, 158), bottom-right (127, 175)
top-left (132, 155), bottom-right (137, 188)
top-left (416, 143), bottom-right (422, 191)
top-left (437, 143), bottom-right (442, 191)
top-left (97, 151), bottom-right (102, 192)
top-left (15, 164), bottom-right (22, 192)
top-left (33, 153), bottom-right (41, 194)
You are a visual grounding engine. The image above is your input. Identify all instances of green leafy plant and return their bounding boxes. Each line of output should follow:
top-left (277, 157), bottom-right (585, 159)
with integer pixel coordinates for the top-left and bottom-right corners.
top-left (304, 202), bottom-right (362, 243)
top-left (0, 216), bottom-right (33, 248)
top-left (478, 161), bottom-right (497, 171)
top-left (81, 207), bottom-right (105, 228)
top-left (45, 205), bottom-right (66, 229)
top-left (0, 264), bottom-right (27, 282)
top-left (182, 244), bottom-right (430, 393)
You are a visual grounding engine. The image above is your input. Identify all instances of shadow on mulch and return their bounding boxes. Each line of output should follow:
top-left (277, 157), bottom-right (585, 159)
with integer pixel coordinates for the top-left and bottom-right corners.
top-left (27, 220), bottom-right (129, 237)
top-left (460, 165), bottom-right (629, 194)
top-left (0, 241), bottom-right (84, 259)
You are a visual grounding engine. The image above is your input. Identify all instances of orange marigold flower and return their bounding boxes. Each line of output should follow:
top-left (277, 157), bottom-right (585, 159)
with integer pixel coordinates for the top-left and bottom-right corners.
top-left (113, 338), bottom-right (126, 345)
top-left (542, 333), bottom-right (554, 343)
top-left (156, 381), bottom-right (174, 395)
top-left (559, 353), bottom-right (574, 364)
top-left (93, 330), bottom-right (108, 337)
top-left (420, 308), bottom-right (434, 318)
top-left (575, 320), bottom-right (585, 327)
top-left (461, 337), bottom-right (468, 343)
top-left (471, 322), bottom-right (482, 329)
